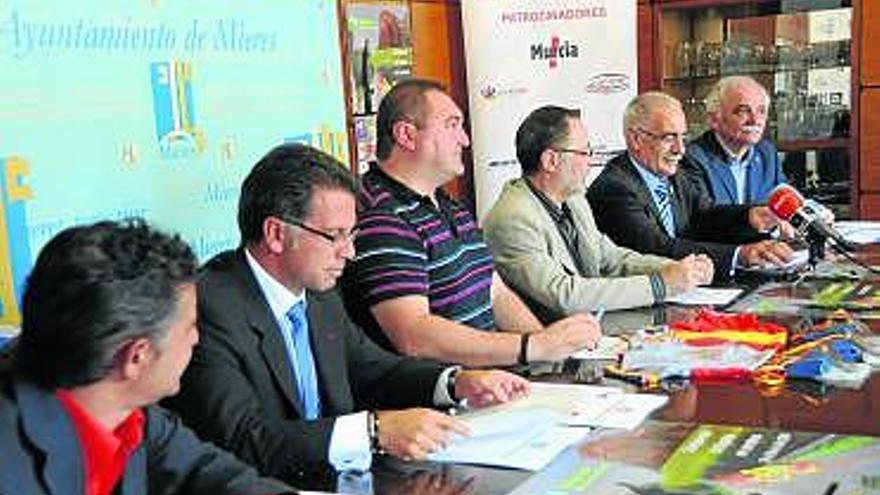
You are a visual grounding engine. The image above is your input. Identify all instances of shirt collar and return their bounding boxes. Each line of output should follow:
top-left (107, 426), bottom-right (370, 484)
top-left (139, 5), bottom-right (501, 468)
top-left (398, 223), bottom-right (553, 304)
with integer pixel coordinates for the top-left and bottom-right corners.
top-left (524, 178), bottom-right (566, 224)
top-left (713, 132), bottom-right (754, 164)
top-left (56, 389), bottom-right (145, 481)
top-left (628, 153), bottom-right (669, 191)
top-left (244, 247), bottom-right (306, 321)
top-left (369, 163), bottom-right (453, 208)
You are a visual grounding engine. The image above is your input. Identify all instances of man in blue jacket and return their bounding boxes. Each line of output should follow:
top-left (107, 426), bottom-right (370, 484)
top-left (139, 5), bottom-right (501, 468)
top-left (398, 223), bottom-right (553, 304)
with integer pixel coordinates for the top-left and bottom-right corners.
top-left (685, 76), bottom-right (786, 205)
top-left (0, 220), bottom-right (293, 495)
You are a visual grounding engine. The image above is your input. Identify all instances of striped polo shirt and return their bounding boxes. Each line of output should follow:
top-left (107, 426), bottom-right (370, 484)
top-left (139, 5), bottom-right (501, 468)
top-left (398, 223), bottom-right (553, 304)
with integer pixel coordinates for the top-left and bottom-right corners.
top-left (344, 165), bottom-right (496, 350)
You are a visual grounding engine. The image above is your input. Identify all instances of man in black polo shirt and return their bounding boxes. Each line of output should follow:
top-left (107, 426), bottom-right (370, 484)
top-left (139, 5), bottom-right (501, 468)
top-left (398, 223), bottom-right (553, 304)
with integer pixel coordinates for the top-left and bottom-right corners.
top-left (344, 78), bottom-right (601, 367)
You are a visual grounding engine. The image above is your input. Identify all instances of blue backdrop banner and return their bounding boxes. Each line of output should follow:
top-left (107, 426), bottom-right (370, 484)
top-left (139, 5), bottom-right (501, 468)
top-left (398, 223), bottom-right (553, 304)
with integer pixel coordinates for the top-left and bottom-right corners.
top-left (0, 0), bottom-right (349, 325)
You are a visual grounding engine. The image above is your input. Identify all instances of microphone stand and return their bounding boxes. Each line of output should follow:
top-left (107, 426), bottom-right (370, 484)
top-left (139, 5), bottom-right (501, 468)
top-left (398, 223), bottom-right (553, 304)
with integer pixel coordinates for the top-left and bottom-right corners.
top-left (806, 229), bottom-right (826, 269)
top-left (803, 226), bottom-right (880, 276)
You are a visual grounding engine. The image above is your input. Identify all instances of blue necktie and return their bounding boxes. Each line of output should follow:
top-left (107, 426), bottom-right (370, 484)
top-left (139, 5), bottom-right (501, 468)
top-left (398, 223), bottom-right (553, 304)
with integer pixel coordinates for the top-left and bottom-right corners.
top-left (654, 181), bottom-right (676, 237)
top-left (287, 301), bottom-right (321, 420)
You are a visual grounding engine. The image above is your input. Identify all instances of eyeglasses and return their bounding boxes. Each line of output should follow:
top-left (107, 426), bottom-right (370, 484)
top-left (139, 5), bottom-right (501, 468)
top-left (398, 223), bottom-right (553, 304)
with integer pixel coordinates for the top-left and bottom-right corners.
top-left (284, 219), bottom-right (358, 245)
top-left (636, 128), bottom-right (688, 146)
top-left (552, 147), bottom-right (594, 159)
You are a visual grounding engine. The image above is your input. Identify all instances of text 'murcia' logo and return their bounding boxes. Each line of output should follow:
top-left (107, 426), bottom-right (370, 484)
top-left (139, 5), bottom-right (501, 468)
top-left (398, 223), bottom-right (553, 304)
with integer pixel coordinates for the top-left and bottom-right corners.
top-left (530, 35), bottom-right (579, 68)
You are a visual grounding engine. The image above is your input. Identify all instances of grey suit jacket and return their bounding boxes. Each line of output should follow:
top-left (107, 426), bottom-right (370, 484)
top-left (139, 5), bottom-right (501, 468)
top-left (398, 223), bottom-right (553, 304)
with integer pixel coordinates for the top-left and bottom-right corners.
top-left (483, 178), bottom-right (672, 324)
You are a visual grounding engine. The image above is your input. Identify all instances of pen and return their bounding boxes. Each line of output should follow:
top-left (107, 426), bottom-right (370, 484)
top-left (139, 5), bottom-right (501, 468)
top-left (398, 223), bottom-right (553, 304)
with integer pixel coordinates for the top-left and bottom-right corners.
top-left (604, 365), bottom-right (659, 388)
top-left (594, 306), bottom-right (606, 323)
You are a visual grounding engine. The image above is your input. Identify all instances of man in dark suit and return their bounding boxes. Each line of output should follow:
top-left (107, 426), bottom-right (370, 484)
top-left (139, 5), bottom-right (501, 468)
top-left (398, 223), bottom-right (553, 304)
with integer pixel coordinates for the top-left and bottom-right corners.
top-left (166, 144), bottom-right (528, 488)
top-left (0, 220), bottom-right (292, 495)
top-left (587, 92), bottom-right (793, 280)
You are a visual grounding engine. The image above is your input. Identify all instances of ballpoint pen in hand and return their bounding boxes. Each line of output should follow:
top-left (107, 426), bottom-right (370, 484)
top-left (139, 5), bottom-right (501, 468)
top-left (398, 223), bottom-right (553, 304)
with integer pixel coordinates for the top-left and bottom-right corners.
top-left (594, 306), bottom-right (606, 323)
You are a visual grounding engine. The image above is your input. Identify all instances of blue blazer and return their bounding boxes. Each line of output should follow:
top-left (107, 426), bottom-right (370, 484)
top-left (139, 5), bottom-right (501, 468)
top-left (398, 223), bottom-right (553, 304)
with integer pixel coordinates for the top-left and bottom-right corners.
top-left (685, 131), bottom-right (786, 205)
top-left (0, 370), bottom-right (293, 495)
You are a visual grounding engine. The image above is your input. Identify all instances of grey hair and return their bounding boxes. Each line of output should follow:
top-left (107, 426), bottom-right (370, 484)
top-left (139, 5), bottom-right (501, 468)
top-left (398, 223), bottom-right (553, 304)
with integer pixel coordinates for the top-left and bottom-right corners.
top-left (704, 75), bottom-right (769, 116)
top-left (623, 92), bottom-right (683, 133)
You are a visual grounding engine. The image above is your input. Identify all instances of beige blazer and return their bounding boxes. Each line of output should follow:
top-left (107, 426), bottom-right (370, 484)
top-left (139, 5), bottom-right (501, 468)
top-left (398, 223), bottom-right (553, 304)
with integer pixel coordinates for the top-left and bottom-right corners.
top-left (483, 178), bottom-right (673, 323)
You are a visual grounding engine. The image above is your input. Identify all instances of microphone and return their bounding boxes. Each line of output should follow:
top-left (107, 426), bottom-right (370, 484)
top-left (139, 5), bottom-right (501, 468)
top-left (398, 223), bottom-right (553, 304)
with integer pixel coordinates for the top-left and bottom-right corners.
top-left (767, 184), bottom-right (853, 251)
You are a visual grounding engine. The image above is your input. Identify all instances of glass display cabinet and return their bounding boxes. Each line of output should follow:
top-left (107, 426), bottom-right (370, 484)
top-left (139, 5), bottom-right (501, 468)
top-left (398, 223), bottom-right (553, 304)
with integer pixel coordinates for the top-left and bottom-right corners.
top-left (657, 0), bottom-right (853, 215)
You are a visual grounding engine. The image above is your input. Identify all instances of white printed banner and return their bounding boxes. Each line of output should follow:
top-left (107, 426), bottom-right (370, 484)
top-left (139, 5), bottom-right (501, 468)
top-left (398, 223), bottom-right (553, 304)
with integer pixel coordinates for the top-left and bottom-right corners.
top-left (461, 1), bottom-right (637, 219)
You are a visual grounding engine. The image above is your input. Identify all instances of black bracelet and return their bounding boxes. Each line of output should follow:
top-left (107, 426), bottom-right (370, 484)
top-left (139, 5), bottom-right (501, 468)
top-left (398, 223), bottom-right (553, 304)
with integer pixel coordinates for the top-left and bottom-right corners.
top-left (446, 368), bottom-right (459, 402)
top-left (518, 333), bottom-right (530, 365)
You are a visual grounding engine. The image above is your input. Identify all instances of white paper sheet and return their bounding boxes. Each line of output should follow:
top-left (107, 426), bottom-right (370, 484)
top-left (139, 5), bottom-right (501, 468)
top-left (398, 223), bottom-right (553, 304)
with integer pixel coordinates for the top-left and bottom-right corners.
top-left (427, 407), bottom-right (579, 470)
top-left (426, 383), bottom-right (668, 470)
top-left (835, 221), bottom-right (880, 244)
top-left (565, 393), bottom-right (668, 429)
top-left (522, 383), bottom-right (667, 429)
top-left (666, 287), bottom-right (743, 306)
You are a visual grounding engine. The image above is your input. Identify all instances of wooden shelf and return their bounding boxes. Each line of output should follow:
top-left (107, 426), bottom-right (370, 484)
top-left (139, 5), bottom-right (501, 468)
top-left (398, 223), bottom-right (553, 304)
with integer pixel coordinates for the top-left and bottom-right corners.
top-left (662, 64), bottom-right (848, 84)
top-left (777, 137), bottom-right (850, 153)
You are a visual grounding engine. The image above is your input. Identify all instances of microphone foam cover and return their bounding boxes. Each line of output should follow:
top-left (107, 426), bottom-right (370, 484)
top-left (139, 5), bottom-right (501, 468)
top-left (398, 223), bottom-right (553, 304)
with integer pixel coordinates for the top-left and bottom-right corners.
top-left (767, 184), bottom-right (803, 221)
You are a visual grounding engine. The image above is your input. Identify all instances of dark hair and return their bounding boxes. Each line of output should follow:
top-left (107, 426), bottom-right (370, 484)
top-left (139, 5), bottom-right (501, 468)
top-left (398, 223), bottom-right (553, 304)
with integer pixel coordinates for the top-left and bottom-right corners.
top-left (515, 105), bottom-right (581, 176)
top-left (238, 143), bottom-right (358, 245)
top-left (375, 78), bottom-right (447, 160)
top-left (17, 219), bottom-right (198, 389)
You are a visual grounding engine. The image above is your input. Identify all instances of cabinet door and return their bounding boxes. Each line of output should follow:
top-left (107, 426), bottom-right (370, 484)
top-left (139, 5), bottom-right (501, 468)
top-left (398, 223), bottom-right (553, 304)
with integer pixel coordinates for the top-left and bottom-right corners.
top-left (410, 0), bottom-right (467, 200)
top-left (859, 193), bottom-right (880, 219)
top-left (863, 0), bottom-right (880, 85)
top-left (860, 89), bottom-right (880, 198)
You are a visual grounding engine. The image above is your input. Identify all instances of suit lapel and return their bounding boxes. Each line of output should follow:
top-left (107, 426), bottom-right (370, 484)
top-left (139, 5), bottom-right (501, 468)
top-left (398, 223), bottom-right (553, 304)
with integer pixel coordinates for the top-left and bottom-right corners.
top-left (232, 251), bottom-right (305, 417)
top-left (708, 134), bottom-right (740, 203)
top-left (746, 151), bottom-right (763, 202)
top-left (670, 173), bottom-right (690, 236)
top-left (118, 447), bottom-right (146, 495)
top-left (718, 166), bottom-right (739, 204)
top-left (16, 380), bottom-right (86, 495)
top-left (618, 159), bottom-right (668, 233)
top-left (516, 180), bottom-right (580, 276)
top-left (305, 292), bottom-right (346, 416)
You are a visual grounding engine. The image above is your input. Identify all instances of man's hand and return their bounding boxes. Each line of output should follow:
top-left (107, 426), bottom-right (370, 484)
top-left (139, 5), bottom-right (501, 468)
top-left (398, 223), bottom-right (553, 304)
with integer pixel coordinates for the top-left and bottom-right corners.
top-left (777, 220), bottom-right (797, 240)
top-left (738, 240), bottom-right (794, 267)
top-left (660, 254), bottom-right (714, 294)
top-left (377, 408), bottom-right (470, 461)
top-left (455, 370), bottom-right (530, 408)
top-left (750, 206), bottom-right (798, 240)
top-left (529, 313), bottom-right (601, 362)
top-left (749, 206), bottom-right (780, 232)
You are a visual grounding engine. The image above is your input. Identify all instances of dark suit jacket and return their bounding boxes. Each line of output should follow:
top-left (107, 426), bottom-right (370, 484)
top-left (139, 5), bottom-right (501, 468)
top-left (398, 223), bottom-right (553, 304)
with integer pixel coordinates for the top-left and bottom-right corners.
top-left (0, 368), bottom-right (291, 495)
top-left (166, 249), bottom-right (445, 485)
top-left (587, 154), bottom-right (763, 279)
top-left (684, 131), bottom-right (786, 205)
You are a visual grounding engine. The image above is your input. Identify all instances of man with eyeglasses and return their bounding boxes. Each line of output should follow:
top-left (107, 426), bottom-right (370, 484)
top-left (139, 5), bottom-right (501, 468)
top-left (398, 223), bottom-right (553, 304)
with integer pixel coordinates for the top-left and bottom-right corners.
top-left (587, 92), bottom-right (793, 280)
top-left (482, 105), bottom-right (713, 323)
top-left (685, 76), bottom-right (786, 205)
top-left (343, 79), bottom-right (600, 367)
top-left (166, 143), bottom-right (530, 489)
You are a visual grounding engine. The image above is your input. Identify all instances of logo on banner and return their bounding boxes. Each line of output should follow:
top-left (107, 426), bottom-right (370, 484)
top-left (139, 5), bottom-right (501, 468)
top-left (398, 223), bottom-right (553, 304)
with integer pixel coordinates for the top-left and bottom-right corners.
top-left (150, 60), bottom-right (206, 157)
top-left (284, 123), bottom-right (348, 164)
top-left (479, 84), bottom-right (529, 101)
top-left (0, 156), bottom-right (33, 325)
top-left (530, 35), bottom-right (579, 68)
top-left (584, 73), bottom-right (630, 94)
